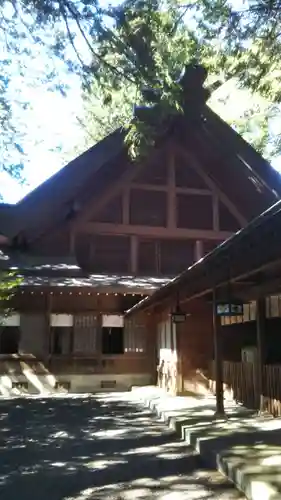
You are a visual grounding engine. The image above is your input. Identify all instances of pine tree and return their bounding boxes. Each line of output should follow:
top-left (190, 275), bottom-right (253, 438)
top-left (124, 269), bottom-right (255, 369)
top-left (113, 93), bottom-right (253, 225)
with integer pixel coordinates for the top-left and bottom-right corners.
top-left (77, 0), bottom-right (278, 160)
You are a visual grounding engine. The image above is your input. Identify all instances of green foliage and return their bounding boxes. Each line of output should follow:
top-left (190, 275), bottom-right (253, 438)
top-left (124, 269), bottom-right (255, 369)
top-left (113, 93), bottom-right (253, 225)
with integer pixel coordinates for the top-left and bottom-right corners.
top-left (77, 0), bottom-right (279, 160)
top-left (125, 118), bottom-right (157, 160)
top-left (194, 0), bottom-right (281, 103)
top-left (208, 78), bottom-right (279, 161)
top-left (0, 0), bottom-right (74, 185)
top-left (1, 0), bottom-right (281, 167)
top-left (78, 0), bottom-right (192, 157)
top-left (0, 271), bottom-right (21, 319)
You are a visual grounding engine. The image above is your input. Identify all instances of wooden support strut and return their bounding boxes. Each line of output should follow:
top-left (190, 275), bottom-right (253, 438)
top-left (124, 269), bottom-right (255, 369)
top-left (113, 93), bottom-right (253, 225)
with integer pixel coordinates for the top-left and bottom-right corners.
top-left (177, 145), bottom-right (247, 228)
top-left (256, 297), bottom-right (266, 414)
top-left (212, 288), bottom-right (225, 416)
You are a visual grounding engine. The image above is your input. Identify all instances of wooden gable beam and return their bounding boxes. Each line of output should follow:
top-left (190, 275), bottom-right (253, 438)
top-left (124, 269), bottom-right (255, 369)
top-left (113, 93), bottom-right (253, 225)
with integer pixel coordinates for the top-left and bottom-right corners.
top-left (129, 183), bottom-right (211, 195)
top-left (80, 221), bottom-right (233, 241)
top-left (176, 145), bottom-right (247, 227)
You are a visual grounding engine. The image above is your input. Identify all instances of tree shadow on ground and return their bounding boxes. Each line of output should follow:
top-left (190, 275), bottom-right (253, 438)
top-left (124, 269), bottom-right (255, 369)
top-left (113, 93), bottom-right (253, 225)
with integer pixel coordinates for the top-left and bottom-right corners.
top-left (0, 393), bottom-right (244, 499)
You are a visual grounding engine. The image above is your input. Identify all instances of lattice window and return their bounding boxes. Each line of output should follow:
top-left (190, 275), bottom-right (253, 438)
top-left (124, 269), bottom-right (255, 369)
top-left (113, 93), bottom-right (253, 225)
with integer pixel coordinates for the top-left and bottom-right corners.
top-left (124, 319), bottom-right (146, 353)
top-left (266, 297), bottom-right (271, 318)
top-left (73, 314), bottom-right (98, 354)
top-left (156, 319), bottom-right (173, 361)
top-left (249, 301), bottom-right (256, 321)
top-left (243, 303), bottom-right (250, 322)
top-left (271, 295), bottom-right (280, 317)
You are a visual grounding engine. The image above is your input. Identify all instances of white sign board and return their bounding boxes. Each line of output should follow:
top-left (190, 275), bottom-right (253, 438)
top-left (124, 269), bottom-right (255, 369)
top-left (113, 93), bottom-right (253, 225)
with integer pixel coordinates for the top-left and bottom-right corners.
top-left (102, 315), bottom-right (124, 328)
top-left (0, 314), bottom-right (20, 327)
top-left (50, 314), bottom-right (73, 327)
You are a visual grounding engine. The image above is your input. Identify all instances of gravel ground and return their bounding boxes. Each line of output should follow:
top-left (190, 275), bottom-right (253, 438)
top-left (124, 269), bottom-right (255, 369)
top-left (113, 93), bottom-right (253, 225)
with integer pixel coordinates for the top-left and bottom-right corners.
top-left (0, 392), bottom-right (245, 500)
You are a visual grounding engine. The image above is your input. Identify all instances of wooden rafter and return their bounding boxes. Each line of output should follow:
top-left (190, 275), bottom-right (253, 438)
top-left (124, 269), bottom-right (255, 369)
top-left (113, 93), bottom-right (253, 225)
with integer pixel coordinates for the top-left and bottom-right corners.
top-left (176, 145), bottom-right (247, 227)
top-left (130, 183), bottom-right (211, 195)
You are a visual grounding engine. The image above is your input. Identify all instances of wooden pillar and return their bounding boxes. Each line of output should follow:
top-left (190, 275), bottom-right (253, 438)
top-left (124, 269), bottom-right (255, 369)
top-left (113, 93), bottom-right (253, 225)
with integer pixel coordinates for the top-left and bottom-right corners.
top-left (170, 316), bottom-right (178, 395)
top-left (195, 240), bottom-right (204, 262)
top-left (131, 235), bottom-right (138, 275)
top-left (213, 288), bottom-right (225, 416)
top-left (167, 149), bottom-right (176, 228)
top-left (213, 194), bottom-right (219, 231)
top-left (256, 297), bottom-right (266, 414)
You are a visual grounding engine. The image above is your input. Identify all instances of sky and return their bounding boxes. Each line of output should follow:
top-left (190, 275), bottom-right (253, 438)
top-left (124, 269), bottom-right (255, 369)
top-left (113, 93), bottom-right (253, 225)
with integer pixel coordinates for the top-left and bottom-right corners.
top-left (0, 77), bottom-right (84, 203)
top-left (1, 0), bottom-right (280, 204)
top-left (0, 1), bottom-right (88, 204)
top-left (2, 73), bottom-right (278, 205)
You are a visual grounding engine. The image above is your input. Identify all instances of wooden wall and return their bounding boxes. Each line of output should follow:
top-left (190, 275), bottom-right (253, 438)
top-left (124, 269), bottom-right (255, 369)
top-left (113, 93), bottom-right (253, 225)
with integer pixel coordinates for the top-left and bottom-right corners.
top-left (30, 146), bottom-right (241, 278)
top-left (220, 295), bottom-right (281, 364)
top-left (5, 292), bottom-right (155, 380)
top-left (150, 298), bottom-right (213, 394)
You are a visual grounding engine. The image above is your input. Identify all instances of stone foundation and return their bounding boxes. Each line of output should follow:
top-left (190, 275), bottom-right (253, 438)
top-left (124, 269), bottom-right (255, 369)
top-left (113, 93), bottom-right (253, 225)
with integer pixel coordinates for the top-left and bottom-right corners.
top-left (0, 372), bottom-right (152, 396)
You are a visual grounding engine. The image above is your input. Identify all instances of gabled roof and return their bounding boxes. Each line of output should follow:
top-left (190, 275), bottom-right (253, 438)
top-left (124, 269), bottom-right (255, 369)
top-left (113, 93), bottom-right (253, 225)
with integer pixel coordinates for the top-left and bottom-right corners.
top-left (0, 129), bottom-right (124, 239)
top-left (1, 64), bottom-right (281, 246)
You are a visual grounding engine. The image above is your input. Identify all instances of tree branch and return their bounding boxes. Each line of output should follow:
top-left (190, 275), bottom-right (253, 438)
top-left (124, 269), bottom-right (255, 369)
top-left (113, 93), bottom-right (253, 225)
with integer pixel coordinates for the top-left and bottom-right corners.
top-left (63, 0), bottom-right (137, 85)
top-left (58, 0), bottom-right (86, 69)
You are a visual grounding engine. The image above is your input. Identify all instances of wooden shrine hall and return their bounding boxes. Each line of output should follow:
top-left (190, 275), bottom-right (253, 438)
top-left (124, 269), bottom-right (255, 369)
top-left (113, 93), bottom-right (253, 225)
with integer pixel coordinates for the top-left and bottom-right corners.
top-left (127, 197), bottom-right (281, 416)
top-left (0, 63), bottom-right (281, 395)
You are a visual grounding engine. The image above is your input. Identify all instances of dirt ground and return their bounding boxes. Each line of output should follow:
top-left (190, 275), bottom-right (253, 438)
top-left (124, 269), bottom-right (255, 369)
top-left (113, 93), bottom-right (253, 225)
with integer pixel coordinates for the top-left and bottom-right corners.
top-left (0, 392), bottom-right (245, 499)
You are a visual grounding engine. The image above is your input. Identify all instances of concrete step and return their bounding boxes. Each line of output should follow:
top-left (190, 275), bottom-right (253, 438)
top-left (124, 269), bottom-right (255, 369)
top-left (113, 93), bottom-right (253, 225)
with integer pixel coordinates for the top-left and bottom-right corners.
top-left (131, 386), bottom-right (281, 500)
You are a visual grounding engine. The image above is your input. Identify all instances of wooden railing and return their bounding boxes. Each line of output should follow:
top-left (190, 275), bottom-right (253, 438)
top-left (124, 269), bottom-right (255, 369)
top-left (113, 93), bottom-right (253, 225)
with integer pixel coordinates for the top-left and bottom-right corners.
top-left (209, 361), bottom-right (281, 417)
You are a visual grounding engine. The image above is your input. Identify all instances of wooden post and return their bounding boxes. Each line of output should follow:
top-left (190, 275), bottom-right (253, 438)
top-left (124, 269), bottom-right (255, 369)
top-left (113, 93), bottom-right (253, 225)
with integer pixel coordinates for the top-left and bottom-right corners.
top-left (213, 288), bottom-right (225, 416)
top-left (195, 240), bottom-right (203, 262)
top-left (167, 149), bottom-right (176, 228)
top-left (213, 194), bottom-right (219, 231)
top-left (131, 235), bottom-right (138, 275)
top-left (171, 316), bottom-right (179, 395)
top-left (256, 297), bottom-right (266, 414)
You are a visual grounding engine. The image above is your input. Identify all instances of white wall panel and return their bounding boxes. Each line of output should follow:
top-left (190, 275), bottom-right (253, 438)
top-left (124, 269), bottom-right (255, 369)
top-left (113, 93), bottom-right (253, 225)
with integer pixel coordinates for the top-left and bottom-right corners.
top-left (102, 315), bottom-right (124, 328)
top-left (51, 314), bottom-right (73, 327)
top-left (0, 314), bottom-right (20, 327)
